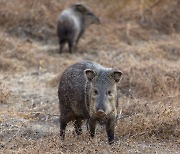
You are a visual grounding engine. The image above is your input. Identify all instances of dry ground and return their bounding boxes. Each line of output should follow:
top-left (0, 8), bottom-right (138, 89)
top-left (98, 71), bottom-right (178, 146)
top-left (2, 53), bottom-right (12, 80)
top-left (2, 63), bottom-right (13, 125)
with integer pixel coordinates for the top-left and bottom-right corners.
top-left (0, 0), bottom-right (180, 153)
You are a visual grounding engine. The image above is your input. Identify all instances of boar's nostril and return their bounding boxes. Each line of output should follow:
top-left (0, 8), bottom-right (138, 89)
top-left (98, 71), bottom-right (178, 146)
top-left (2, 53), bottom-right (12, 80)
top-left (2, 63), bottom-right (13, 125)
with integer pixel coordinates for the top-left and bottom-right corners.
top-left (97, 109), bottom-right (104, 113)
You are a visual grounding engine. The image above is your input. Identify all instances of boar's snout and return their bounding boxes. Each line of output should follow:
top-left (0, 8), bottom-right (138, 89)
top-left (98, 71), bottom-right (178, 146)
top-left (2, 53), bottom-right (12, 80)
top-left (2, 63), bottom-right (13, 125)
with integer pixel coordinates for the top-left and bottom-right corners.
top-left (95, 109), bottom-right (106, 117)
top-left (94, 17), bottom-right (100, 24)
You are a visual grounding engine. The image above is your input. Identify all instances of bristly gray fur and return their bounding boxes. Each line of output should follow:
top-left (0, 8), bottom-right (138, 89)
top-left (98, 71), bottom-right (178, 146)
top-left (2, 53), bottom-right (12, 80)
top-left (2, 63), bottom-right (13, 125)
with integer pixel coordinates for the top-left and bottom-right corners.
top-left (57, 4), bottom-right (100, 53)
top-left (58, 61), bottom-right (122, 144)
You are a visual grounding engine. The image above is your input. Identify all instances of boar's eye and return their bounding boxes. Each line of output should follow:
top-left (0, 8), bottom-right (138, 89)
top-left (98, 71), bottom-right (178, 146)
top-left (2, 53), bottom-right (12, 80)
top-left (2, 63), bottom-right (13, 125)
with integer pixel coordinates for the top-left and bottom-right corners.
top-left (107, 90), bottom-right (113, 96)
top-left (93, 89), bottom-right (98, 96)
top-left (87, 12), bottom-right (93, 16)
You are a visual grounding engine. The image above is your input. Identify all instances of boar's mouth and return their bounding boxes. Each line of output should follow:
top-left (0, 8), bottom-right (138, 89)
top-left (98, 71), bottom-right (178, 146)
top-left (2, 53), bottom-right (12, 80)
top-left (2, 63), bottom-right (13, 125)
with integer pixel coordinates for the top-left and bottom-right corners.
top-left (95, 110), bottom-right (106, 118)
top-left (89, 110), bottom-right (105, 118)
top-left (89, 109), bottom-right (116, 119)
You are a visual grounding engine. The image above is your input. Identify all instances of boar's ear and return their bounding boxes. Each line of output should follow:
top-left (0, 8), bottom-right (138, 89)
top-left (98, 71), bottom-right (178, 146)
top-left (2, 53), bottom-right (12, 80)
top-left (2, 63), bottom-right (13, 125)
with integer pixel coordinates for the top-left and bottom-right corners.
top-left (84, 69), bottom-right (97, 82)
top-left (75, 4), bottom-right (87, 13)
top-left (110, 70), bottom-right (122, 82)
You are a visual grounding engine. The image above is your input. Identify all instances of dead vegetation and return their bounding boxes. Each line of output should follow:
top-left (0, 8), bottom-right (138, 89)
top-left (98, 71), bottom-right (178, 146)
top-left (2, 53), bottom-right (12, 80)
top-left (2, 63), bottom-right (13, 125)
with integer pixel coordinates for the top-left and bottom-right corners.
top-left (0, 0), bottom-right (180, 153)
top-left (0, 82), bottom-right (11, 104)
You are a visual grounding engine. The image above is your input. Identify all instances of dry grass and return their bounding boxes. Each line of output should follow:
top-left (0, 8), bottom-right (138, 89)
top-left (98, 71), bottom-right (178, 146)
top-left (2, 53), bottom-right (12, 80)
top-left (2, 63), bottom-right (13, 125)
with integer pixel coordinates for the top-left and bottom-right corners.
top-left (0, 83), bottom-right (11, 104)
top-left (0, 0), bottom-right (180, 153)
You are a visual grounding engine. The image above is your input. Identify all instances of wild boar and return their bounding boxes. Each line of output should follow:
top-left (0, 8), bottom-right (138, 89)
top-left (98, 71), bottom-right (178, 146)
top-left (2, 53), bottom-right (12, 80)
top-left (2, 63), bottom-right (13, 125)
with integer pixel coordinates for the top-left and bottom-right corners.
top-left (58, 61), bottom-right (122, 144)
top-left (57, 4), bottom-right (100, 53)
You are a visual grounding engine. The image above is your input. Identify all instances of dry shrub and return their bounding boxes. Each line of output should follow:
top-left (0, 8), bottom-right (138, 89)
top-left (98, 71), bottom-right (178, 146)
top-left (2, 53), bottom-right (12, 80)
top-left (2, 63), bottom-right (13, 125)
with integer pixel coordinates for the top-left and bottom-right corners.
top-left (47, 61), bottom-right (77, 87)
top-left (0, 57), bottom-right (15, 72)
top-left (47, 73), bottom-right (62, 88)
top-left (0, 0), bottom-right (64, 42)
top-left (0, 38), bottom-right (39, 72)
top-left (117, 96), bottom-right (180, 142)
top-left (95, 0), bottom-right (135, 19)
top-left (0, 0), bottom-right (59, 28)
top-left (93, 0), bottom-right (180, 34)
top-left (1, 134), bottom-right (125, 153)
top-left (140, 0), bottom-right (180, 34)
top-left (158, 44), bottom-right (180, 61)
top-left (120, 65), bottom-right (180, 99)
top-left (0, 82), bottom-right (11, 104)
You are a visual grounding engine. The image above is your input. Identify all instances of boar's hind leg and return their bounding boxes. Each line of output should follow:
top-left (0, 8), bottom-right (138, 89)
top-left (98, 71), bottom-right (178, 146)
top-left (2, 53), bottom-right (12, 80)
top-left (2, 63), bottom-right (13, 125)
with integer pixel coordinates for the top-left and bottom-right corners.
top-left (59, 40), bottom-right (65, 53)
top-left (89, 119), bottom-right (96, 138)
top-left (68, 39), bottom-right (76, 53)
top-left (60, 111), bottom-right (76, 139)
top-left (106, 120), bottom-right (115, 145)
top-left (74, 119), bottom-right (82, 135)
top-left (76, 31), bottom-right (83, 45)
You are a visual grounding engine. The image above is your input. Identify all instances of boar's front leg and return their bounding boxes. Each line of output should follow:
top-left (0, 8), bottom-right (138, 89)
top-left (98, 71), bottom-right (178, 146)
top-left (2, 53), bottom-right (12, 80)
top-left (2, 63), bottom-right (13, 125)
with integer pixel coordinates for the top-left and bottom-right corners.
top-left (106, 119), bottom-right (115, 144)
top-left (60, 121), bottom-right (67, 140)
top-left (74, 119), bottom-right (83, 135)
top-left (88, 118), bottom-right (96, 138)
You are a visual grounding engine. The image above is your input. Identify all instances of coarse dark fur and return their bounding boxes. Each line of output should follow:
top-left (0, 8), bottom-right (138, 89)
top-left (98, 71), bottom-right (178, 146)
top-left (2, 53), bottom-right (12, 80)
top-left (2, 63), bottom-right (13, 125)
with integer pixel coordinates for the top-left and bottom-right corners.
top-left (57, 4), bottom-right (100, 53)
top-left (58, 61), bottom-right (122, 144)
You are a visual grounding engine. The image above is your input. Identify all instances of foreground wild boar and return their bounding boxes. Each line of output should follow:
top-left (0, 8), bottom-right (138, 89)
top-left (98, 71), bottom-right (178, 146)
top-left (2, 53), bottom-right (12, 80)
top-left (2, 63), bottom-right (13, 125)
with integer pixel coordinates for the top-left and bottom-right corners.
top-left (58, 61), bottom-right (122, 144)
top-left (57, 4), bottom-right (100, 53)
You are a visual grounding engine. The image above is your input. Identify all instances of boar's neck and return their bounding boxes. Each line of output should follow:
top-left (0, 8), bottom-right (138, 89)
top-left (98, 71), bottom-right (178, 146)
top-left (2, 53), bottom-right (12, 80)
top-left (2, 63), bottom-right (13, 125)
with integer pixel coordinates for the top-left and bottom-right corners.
top-left (84, 80), bottom-right (91, 117)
